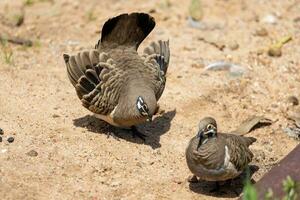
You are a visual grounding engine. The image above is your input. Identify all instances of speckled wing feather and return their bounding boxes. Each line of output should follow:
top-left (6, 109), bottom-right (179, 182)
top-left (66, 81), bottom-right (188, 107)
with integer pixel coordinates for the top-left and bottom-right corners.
top-left (192, 137), bottom-right (226, 170)
top-left (63, 50), bottom-right (124, 115)
top-left (144, 40), bottom-right (170, 74)
top-left (221, 134), bottom-right (256, 171)
top-left (143, 40), bottom-right (170, 100)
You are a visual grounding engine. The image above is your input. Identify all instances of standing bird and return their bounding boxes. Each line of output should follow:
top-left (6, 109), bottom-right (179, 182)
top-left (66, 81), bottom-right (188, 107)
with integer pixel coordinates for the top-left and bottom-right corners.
top-left (63, 13), bottom-right (170, 140)
top-left (186, 117), bottom-right (256, 189)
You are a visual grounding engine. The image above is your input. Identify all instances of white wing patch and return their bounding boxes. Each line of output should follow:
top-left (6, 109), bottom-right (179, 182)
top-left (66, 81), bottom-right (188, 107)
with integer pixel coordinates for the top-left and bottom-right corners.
top-left (224, 145), bottom-right (230, 167)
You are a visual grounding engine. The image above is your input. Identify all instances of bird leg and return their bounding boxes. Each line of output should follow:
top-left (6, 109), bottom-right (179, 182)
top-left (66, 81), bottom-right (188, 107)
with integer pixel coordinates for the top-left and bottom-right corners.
top-left (130, 126), bottom-right (146, 141)
top-left (103, 124), bottom-right (120, 141)
top-left (154, 104), bottom-right (160, 115)
top-left (106, 130), bottom-right (120, 140)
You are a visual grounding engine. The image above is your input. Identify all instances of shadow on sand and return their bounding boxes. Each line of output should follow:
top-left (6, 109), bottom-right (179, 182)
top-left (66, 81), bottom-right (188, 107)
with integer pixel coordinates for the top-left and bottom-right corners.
top-left (188, 165), bottom-right (259, 198)
top-left (73, 110), bottom-right (176, 149)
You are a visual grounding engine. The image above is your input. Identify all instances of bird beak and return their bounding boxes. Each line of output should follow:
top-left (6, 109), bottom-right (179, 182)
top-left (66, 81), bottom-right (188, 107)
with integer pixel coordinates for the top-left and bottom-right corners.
top-left (197, 130), bottom-right (204, 150)
top-left (197, 130), bottom-right (204, 138)
top-left (146, 113), bottom-right (153, 122)
top-left (196, 130), bottom-right (204, 149)
top-left (204, 129), bottom-right (216, 136)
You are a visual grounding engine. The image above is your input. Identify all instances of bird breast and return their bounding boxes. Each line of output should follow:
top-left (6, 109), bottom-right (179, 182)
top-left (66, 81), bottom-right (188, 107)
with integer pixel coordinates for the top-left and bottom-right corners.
top-left (94, 106), bottom-right (148, 128)
top-left (186, 143), bottom-right (241, 181)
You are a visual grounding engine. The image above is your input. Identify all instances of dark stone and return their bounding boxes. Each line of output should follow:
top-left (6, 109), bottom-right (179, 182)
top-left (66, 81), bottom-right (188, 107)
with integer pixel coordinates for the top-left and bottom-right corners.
top-left (7, 137), bottom-right (14, 143)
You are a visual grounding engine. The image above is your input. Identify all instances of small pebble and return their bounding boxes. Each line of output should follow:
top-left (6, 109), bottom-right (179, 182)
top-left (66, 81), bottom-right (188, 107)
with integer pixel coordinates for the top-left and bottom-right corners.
top-left (7, 137), bottom-right (14, 143)
top-left (110, 181), bottom-right (121, 187)
top-left (0, 128), bottom-right (3, 135)
top-left (26, 150), bottom-right (38, 157)
top-left (294, 16), bottom-right (300, 23)
top-left (191, 63), bottom-right (204, 69)
top-left (136, 162), bottom-right (143, 168)
top-left (148, 8), bottom-right (156, 14)
top-left (1, 149), bottom-right (7, 153)
top-left (287, 96), bottom-right (299, 106)
top-left (268, 46), bottom-right (281, 57)
top-left (262, 14), bottom-right (277, 24)
top-left (52, 114), bottom-right (60, 118)
top-left (255, 27), bottom-right (268, 37)
top-left (228, 41), bottom-right (239, 50)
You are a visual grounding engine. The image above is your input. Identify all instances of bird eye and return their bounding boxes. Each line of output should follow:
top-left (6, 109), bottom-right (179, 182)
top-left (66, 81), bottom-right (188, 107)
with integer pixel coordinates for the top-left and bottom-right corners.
top-left (143, 104), bottom-right (148, 111)
top-left (207, 124), bottom-right (213, 130)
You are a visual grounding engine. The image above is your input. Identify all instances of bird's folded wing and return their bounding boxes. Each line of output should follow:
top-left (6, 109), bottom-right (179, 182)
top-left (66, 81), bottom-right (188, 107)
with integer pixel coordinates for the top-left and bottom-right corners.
top-left (64, 50), bottom-right (122, 115)
top-left (223, 134), bottom-right (255, 171)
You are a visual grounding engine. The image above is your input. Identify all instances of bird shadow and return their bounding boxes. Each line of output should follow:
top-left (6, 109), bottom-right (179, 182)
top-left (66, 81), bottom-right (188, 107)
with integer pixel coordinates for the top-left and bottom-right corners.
top-left (188, 165), bottom-right (259, 198)
top-left (73, 109), bottom-right (176, 149)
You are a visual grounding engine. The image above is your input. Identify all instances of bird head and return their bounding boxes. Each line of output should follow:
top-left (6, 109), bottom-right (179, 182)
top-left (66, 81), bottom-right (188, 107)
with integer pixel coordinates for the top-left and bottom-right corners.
top-left (196, 117), bottom-right (217, 148)
top-left (136, 96), bottom-right (153, 122)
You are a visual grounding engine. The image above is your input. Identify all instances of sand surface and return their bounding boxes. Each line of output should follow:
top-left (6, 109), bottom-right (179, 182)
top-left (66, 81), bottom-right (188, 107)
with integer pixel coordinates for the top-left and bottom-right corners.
top-left (0, 0), bottom-right (299, 199)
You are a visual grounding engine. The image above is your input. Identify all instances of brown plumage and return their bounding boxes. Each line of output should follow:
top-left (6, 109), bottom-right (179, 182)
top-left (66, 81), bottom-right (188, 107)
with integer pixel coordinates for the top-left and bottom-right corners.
top-left (186, 117), bottom-right (256, 181)
top-left (63, 13), bottom-right (170, 134)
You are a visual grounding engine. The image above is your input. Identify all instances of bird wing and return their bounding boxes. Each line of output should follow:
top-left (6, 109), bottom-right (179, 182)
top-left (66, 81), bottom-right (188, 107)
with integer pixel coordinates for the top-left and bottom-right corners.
top-left (63, 50), bottom-right (124, 115)
top-left (142, 40), bottom-right (170, 100)
top-left (221, 134), bottom-right (256, 171)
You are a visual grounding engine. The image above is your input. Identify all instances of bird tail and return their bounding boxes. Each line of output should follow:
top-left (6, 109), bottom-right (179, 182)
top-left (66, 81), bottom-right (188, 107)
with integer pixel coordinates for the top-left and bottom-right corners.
top-left (95, 12), bottom-right (155, 50)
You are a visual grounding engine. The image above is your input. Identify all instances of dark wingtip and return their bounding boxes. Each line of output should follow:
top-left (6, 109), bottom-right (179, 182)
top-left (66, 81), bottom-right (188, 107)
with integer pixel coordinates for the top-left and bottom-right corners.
top-left (63, 54), bottom-right (70, 63)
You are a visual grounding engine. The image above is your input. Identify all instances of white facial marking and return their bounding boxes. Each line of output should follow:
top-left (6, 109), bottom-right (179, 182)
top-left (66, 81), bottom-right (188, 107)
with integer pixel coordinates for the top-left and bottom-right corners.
top-left (138, 96), bottom-right (144, 104)
top-left (137, 96), bottom-right (148, 116)
top-left (137, 100), bottom-right (142, 109)
top-left (202, 138), bottom-right (208, 145)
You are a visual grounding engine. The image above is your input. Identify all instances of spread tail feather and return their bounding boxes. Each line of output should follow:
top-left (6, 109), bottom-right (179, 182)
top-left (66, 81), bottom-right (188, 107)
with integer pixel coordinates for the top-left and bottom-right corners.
top-left (96, 12), bottom-right (155, 50)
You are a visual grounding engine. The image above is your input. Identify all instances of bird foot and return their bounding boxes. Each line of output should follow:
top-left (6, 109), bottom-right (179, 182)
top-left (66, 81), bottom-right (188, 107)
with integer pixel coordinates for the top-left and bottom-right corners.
top-left (106, 131), bottom-right (120, 141)
top-left (102, 124), bottom-right (120, 140)
top-left (154, 104), bottom-right (160, 115)
top-left (131, 126), bottom-right (146, 141)
top-left (187, 175), bottom-right (199, 183)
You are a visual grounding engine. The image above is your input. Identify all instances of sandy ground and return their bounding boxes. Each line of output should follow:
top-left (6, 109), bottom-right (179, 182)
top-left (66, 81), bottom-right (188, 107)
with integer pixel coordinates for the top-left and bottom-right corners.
top-left (0, 0), bottom-right (300, 199)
